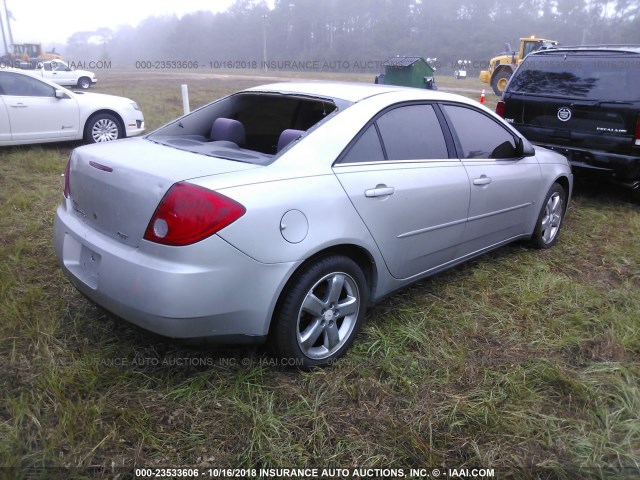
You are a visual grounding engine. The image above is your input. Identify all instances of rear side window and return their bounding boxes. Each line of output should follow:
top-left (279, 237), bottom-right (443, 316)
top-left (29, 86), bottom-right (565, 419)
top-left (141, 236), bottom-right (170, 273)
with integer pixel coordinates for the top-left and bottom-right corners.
top-left (443, 105), bottom-right (518, 159)
top-left (341, 125), bottom-right (385, 163)
top-left (509, 53), bottom-right (640, 101)
top-left (376, 104), bottom-right (448, 160)
top-left (339, 104), bottom-right (449, 164)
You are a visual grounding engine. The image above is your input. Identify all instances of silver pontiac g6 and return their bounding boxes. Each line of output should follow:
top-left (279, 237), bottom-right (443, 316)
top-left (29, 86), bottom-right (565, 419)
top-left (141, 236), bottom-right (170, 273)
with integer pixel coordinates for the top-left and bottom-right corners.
top-left (54, 82), bottom-right (573, 367)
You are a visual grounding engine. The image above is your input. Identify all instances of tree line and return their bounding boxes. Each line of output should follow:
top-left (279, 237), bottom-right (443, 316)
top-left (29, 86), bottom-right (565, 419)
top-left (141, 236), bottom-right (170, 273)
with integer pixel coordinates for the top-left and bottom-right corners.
top-left (65, 0), bottom-right (640, 74)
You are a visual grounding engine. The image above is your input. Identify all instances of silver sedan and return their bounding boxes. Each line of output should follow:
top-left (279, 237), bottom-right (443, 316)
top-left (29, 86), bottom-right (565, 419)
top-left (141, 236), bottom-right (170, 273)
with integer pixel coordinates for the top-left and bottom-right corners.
top-left (54, 82), bottom-right (573, 367)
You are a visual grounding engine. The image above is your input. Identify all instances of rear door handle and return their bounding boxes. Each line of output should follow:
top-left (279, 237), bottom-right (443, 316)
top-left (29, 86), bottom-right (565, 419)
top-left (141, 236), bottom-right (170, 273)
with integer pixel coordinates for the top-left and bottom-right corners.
top-left (10, 103), bottom-right (27, 108)
top-left (365, 185), bottom-right (395, 198)
top-left (473, 175), bottom-right (492, 186)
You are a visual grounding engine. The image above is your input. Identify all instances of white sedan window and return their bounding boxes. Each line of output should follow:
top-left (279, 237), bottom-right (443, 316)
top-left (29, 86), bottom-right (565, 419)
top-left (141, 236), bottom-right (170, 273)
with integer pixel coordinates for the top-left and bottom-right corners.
top-left (0, 72), bottom-right (56, 97)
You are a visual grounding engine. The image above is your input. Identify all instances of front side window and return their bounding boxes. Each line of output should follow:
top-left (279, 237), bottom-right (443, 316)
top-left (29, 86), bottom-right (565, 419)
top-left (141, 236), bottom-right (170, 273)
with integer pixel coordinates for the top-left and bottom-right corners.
top-left (0, 72), bottom-right (56, 97)
top-left (443, 105), bottom-right (518, 159)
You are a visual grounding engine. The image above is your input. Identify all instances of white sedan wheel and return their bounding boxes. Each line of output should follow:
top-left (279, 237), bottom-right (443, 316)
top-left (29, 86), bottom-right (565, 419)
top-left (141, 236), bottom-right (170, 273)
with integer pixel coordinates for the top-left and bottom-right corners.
top-left (85, 114), bottom-right (122, 143)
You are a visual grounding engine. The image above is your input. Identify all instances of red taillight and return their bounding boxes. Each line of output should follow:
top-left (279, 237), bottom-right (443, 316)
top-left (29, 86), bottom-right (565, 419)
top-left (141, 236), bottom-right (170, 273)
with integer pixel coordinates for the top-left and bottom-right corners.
top-left (63, 155), bottom-right (71, 198)
top-left (496, 100), bottom-right (505, 118)
top-left (635, 115), bottom-right (640, 146)
top-left (143, 182), bottom-right (246, 246)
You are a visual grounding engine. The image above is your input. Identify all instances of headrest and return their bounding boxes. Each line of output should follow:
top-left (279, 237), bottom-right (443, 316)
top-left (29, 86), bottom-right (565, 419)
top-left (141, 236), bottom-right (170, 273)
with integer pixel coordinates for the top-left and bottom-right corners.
top-left (277, 129), bottom-right (305, 152)
top-left (210, 118), bottom-right (245, 145)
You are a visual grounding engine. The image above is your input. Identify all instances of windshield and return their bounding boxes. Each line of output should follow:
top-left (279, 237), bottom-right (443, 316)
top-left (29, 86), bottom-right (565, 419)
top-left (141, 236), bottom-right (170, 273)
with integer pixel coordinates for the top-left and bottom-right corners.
top-left (509, 53), bottom-right (640, 102)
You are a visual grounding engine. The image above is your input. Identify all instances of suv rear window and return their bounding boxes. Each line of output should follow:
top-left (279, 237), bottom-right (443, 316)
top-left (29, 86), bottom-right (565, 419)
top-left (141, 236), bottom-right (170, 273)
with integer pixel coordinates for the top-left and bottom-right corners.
top-left (509, 53), bottom-right (640, 102)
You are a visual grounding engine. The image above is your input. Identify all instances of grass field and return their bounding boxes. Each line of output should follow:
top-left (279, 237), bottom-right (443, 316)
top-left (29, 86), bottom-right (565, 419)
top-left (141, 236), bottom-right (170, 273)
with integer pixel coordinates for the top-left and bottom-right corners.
top-left (0, 71), bottom-right (639, 479)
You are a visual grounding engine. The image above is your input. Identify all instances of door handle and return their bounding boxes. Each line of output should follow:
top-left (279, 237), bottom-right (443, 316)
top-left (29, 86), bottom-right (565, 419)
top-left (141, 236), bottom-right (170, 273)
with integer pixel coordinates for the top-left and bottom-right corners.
top-left (365, 185), bottom-right (395, 198)
top-left (10, 103), bottom-right (27, 108)
top-left (473, 175), bottom-right (492, 186)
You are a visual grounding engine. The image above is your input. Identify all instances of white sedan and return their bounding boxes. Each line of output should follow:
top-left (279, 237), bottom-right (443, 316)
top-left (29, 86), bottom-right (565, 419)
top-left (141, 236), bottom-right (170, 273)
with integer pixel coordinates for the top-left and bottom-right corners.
top-left (0, 68), bottom-right (144, 145)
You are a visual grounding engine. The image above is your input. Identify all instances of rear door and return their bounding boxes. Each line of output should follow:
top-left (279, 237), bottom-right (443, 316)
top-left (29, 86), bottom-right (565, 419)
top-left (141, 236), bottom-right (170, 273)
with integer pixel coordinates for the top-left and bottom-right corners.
top-left (440, 103), bottom-right (541, 255)
top-left (334, 103), bottom-right (470, 280)
top-left (504, 52), bottom-right (639, 156)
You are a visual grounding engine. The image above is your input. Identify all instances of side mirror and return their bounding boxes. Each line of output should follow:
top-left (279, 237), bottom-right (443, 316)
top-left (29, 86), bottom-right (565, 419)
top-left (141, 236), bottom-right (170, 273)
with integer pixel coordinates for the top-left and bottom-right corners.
top-left (54, 90), bottom-right (66, 99)
top-left (516, 136), bottom-right (535, 157)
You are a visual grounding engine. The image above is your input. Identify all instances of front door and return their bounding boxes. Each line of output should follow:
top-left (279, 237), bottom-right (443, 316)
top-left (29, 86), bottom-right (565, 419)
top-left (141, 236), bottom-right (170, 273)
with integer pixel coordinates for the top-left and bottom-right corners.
top-left (0, 71), bottom-right (79, 142)
top-left (441, 104), bottom-right (541, 256)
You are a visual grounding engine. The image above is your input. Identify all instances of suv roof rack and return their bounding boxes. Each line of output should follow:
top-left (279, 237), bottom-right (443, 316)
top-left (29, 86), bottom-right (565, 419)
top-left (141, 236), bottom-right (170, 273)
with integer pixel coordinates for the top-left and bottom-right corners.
top-left (543, 44), bottom-right (640, 53)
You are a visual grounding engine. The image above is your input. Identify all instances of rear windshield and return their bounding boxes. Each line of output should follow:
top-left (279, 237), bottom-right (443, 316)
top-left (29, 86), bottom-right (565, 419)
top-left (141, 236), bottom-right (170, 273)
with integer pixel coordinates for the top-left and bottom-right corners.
top-left (509, 52), bottom-right (640, 101)
top-left (148, 92), bottom-right (341, 164)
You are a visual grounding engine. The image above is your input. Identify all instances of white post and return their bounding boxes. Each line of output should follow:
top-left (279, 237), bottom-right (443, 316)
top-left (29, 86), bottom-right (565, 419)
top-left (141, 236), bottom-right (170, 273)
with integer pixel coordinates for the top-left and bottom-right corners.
top-left (262, 14), bottom-right (268, 72)
top-left (181, 84), bottom-right (190, 115)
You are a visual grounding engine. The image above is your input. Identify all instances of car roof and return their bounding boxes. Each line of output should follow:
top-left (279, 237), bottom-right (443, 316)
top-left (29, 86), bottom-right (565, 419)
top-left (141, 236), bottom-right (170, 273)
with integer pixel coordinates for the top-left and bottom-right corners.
top-left (244, 81), bottom-right (449, 103)
top-left (533, 45), bottom-right (640, 55)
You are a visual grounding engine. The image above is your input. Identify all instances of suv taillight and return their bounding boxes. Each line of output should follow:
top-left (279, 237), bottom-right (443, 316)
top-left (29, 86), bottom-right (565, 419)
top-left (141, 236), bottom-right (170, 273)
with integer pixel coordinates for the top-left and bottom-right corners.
top-left (144, 182), bottom-right (246, 246)
top-left (496, 100), bottom-right (505, 118)
top-left (635, 115), bottom-right (640, 146)
top-left (63, 155), bottom-right (71, 198)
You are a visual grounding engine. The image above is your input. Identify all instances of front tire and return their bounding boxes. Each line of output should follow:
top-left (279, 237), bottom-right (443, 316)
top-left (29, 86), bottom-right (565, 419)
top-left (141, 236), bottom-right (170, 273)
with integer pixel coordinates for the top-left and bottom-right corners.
top-left (491, 70), bottom-right (511, 96)
top-left (84, 113), bottom-right (123, 143)
top-left (270, 255), bottom-right (369, 368)
top-left (530, 183), bottom-right (566, 249)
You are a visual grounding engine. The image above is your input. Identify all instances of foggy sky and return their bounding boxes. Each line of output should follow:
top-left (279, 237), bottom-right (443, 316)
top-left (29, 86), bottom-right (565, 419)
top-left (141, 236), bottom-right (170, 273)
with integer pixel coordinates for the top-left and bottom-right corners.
top-left (2, 0), bottom-right (249, 46)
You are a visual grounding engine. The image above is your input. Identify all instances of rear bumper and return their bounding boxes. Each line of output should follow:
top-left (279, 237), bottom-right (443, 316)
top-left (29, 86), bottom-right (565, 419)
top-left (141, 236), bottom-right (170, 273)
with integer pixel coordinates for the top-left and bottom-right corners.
top-left (532, 142), bottom-right (640, 181)
top-left (479, 70), bottom-right (491, 83)
top-left (54, 202), bottom-right (297, 340)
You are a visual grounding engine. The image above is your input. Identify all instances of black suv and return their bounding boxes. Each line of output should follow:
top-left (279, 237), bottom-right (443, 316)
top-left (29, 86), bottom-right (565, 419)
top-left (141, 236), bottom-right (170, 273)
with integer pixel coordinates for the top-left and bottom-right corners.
top-left (497, 46), bottom-right (640, 196)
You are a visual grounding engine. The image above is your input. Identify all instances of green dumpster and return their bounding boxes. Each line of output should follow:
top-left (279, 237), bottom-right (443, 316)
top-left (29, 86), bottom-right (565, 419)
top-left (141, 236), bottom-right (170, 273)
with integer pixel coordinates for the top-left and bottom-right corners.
top-left (375, 56), bottom-right (437, 90)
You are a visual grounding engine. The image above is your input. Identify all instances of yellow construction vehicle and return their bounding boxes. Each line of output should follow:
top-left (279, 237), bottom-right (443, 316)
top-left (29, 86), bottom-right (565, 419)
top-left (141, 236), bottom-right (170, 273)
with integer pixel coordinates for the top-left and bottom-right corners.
top-left (480, 36), bottom-right (558, 95)
top-left (13, 43), bottom-right (63, 61)
top-left (1, 43), bottom-right (63, 68)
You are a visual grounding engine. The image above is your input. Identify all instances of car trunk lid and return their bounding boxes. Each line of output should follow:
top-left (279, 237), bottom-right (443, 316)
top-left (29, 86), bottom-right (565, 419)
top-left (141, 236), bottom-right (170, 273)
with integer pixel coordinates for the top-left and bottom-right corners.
top-left (67, 138), bottom-right (258, 247)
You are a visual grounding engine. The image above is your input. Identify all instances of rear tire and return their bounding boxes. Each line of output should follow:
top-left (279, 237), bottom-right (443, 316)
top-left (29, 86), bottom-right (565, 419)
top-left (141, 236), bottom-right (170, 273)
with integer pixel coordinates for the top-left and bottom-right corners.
top-left (77, 77), bottom-right (92, 89)
top-left (530, 183), bottom-right (566, 249)
top-left (270, 255), bottom-right (369, 368)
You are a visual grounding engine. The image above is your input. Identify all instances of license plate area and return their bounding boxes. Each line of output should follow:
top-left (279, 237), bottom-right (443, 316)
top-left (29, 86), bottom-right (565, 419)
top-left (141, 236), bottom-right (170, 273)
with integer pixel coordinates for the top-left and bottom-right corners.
top-left (79, 245), bottom-right (101, 288)
top-left (63, 234), bottom-right (101, 289)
